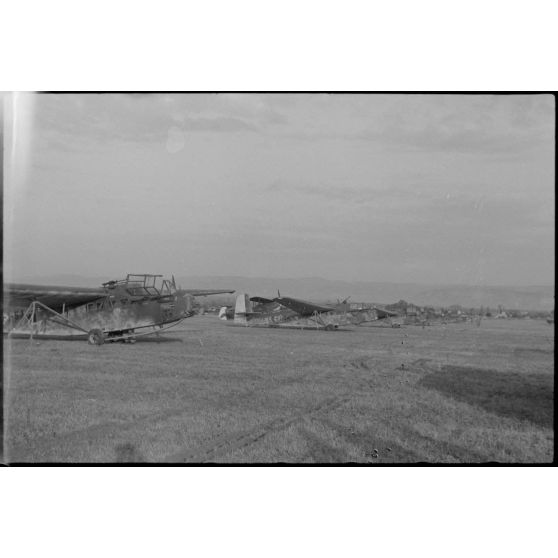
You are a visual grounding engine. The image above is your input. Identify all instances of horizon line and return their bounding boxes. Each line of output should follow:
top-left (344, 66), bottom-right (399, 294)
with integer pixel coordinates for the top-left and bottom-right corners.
top-left (6, 272), bottom-right (555, 290)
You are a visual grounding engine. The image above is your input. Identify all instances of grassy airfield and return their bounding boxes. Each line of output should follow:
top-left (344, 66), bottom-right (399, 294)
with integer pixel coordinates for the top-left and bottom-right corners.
top-left (3, 316), bottom-right (554, 463)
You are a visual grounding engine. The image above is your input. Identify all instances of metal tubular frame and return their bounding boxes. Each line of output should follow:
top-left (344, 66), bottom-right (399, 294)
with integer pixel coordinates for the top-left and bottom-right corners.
top-left (10, 300), bottom-right (89, 339)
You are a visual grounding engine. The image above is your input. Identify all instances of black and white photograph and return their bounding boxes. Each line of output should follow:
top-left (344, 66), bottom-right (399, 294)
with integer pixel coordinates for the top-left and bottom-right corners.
top-left (2, 92), bottom-right (554, 464)
top-left (1, 2), bottom-right (557, 556)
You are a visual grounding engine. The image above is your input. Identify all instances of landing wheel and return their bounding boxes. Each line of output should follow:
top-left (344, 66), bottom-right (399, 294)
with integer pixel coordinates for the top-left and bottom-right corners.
top-left (87, 328), bottom-right (104, 345)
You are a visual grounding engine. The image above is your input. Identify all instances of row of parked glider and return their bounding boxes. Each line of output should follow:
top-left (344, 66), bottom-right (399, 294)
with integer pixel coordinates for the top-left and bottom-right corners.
top-left (3, 273), bottom-right (397, 344)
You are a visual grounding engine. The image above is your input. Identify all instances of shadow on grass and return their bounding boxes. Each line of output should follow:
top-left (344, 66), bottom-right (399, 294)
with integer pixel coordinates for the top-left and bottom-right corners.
top-left (419, 366), bottom-right (554, 428)
top-left (114, 442), bottom-right (145, 462)
top-left (134, 336), bottom-right (183, 343)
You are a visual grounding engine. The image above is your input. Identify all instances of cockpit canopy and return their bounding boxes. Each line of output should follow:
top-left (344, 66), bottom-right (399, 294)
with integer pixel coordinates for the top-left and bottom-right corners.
top-left (102, 274), bottom-right (176, 299)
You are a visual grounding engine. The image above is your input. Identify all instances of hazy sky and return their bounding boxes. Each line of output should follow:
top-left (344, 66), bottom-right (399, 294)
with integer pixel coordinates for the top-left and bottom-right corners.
top-left (4, 93), bottom-right (555, 285)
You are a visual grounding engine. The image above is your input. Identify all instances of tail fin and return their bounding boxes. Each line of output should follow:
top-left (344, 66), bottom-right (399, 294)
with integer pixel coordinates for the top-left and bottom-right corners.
top-left (234, 293), bottom-right (253, 324)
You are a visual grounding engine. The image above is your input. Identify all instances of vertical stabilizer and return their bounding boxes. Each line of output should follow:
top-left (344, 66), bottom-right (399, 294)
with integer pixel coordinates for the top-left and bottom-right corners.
top-left (234, 293), bottom-right (252, 324)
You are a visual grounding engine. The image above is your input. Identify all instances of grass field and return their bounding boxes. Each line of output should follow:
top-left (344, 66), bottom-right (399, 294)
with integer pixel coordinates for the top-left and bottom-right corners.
top-left (3, 316), bottom-right (554, 463)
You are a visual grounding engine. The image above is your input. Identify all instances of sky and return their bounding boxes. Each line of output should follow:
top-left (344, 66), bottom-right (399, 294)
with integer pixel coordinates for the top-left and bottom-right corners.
top-left (4, 93), bottom-right (555, 286)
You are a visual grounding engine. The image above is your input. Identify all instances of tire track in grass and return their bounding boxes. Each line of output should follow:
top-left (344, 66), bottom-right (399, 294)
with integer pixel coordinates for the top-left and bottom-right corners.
top-left (163, 395), bottom-right (353, 463)
top-left (8, 360), bottom-right (352, 462)
top-left (165, 355), bottom-right (433, 462)
top-left (9, 353), bottom-right (428, 462)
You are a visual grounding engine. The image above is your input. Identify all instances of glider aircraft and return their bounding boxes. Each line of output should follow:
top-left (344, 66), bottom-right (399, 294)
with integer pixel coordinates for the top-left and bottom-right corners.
top-left (221, 291), bottom-right (398, 330)
top-left (3, 273), bottom-right (234, 344)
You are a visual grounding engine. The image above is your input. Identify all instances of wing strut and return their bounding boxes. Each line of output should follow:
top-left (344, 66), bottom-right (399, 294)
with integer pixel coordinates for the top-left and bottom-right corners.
top-left (9, 300), bottom-right (89, 339)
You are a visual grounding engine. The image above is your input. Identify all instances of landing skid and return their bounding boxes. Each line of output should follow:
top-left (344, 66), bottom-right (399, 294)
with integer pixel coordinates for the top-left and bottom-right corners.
top-left (101, 320), bottom-right (186, 345)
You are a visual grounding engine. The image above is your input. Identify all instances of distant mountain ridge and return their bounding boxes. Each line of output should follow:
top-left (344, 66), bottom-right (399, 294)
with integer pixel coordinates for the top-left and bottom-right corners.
top-left (10, 273), bottom-right (554, 311)
top-left (178, 276), bottom-right (553, 311)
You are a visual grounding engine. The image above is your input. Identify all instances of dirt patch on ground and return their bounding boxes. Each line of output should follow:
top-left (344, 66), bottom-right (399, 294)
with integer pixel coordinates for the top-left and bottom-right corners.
top-left (419, 365), bottom-right (554, 428)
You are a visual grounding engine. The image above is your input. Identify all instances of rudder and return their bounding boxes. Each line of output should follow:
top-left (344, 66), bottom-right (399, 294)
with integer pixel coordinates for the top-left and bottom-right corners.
top-left (234, 293), bottom-right (253, 324)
